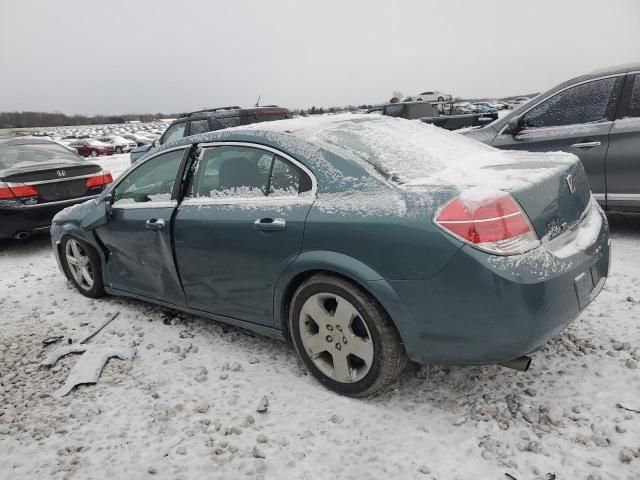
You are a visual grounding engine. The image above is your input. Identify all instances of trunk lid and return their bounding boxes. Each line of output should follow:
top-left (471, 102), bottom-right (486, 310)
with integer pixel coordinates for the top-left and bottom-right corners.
top-left (1, 162), bottom-right (102, 204)
top-left (501, 153), bottom-right (592, 241)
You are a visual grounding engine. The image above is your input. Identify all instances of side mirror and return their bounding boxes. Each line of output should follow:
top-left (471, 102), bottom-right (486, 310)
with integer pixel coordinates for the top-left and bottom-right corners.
top-left (104, 193), bottom-right (114, 215)
top-left (507, 115), bottom-right (523, 134)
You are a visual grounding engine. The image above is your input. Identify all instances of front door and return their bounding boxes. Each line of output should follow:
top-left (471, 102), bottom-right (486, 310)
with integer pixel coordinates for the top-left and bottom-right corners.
top-left (492, 75), bottom-right (624, 200)
top-left (95, 147), bottom-right (188, 305)
top-left (606, 73), bottom-right (640, 210)
top-left (174, 143), bottom-right (315, 326)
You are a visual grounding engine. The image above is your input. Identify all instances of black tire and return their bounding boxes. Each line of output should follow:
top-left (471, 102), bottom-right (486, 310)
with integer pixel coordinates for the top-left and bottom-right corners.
top-left (289, 274), bottom-right (407, 397)
top-left (116, 146), bottom-right (122, 154)
top-left (90, 150), bottom-right (98, 157)
top-left (60, 236), bottom-right (105, 299)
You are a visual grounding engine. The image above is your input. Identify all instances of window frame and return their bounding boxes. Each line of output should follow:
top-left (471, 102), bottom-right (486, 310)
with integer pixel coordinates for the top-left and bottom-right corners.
top-left (109, 146), bottom-right (190, 210)
top-left (498, 73), bottom-right (627, 135)
top-left (181, 142), bottom-right (317, 206)
top-left (615, 72), bottom-right (640, 119)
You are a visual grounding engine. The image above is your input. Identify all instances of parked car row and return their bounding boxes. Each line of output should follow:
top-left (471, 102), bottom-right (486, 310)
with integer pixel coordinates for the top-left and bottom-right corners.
top-left (27, 122), bottom-right (167, 157)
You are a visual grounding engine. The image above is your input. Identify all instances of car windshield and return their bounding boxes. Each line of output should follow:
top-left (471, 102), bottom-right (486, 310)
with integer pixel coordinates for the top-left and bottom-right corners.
top-left (0, 144), bottom-right (78, 169)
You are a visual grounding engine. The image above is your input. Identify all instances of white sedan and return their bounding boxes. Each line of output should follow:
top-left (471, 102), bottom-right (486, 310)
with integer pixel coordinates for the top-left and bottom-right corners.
top-left (412, 91), bottom-right (453, 103)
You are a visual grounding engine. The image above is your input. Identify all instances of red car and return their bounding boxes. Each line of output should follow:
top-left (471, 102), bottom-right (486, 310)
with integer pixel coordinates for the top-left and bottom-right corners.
top-left (67, 140), bottom-right (115, 157)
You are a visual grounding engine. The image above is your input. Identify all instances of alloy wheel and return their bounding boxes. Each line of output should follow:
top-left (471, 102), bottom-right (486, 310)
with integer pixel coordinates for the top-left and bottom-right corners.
top-left (299, 293), bottom-right (374, 383)
top-left (65, 239), bottom-right (94, 290)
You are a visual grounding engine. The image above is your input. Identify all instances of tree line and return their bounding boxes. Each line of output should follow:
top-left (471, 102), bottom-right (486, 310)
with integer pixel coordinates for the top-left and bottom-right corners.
top-left (0, 111), bottom-right (184, 129)
top-left (0, 105), bottom-right (380, 128)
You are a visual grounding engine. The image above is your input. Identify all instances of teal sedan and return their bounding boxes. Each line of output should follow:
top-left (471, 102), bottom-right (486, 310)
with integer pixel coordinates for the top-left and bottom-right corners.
top-left (50, 115), bottom-right (610, 397)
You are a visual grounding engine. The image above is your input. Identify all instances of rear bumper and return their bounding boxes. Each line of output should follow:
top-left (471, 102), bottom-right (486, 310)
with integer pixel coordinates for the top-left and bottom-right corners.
top-left (387, 201), bottom-right (610, 365)
top-left (0, 196), bottom-right (98, 239)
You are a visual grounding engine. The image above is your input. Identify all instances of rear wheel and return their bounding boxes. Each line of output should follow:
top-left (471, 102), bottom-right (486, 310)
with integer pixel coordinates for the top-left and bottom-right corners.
top-left (289, 274), bottom-right (407, 397)
top-left (116, 146), bottom-right (122, 154)
top-left (90, 150), bottom-right (98, 157)
top-left (61, 237), bottom-right (105, 298)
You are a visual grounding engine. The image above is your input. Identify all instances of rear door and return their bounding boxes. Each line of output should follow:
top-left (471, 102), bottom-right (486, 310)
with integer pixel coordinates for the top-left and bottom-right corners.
top-left (94, 147), bottom-right (189, 305)
top-left (606, 72), bottom-right (640, 210)
top-left (173, 143), bottom-right (315, 327)
top-left (492, 75), bottom-right (624, 201)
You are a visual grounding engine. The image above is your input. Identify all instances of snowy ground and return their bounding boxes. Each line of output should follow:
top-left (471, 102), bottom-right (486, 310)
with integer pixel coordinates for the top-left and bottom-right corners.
top-left (0, 175), bottom-right (639, 479)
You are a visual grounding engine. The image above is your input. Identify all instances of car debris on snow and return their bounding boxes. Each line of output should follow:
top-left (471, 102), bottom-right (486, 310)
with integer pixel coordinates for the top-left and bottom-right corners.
top-left (40, 312), bottom-right (134, 396)
top-left (42, 344), bottom-right (135, 396)
top-left (256, 395), bottom-right (269, 413)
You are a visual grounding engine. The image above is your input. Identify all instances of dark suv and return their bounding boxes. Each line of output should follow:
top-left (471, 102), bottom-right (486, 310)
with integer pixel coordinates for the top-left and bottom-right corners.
top-left (463, 63), bottom-right (640, 212)
top-left (130, 106), bottom-right (292, 162)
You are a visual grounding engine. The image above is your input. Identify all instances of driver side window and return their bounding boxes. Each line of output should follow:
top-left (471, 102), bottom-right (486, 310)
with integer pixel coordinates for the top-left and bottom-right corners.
top-left (523, 77), bottom-right (617, 129)
top-left (113, 149), bottom-right (184, 206)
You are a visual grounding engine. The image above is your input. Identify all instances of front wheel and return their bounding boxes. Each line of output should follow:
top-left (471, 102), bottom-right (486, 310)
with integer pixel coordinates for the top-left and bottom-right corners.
top-left (90, 150), bottom-right (98, 157)
top-left (116, 146), bottom-right (122, 154)
top-left (289, 274), bottom-right (407, 397)
top-left (61, 237), bottom-right (105, 298)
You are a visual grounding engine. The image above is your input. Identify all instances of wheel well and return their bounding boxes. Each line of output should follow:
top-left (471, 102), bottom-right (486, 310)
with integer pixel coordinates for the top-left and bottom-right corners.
top-left (279, 269), bottom-right (393, 343)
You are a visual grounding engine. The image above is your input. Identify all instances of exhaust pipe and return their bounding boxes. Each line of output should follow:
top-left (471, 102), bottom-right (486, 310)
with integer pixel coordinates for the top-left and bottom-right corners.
top-left (14, 232), bottom-right (30, 240)
top-left (499, 355), bottom-right (532, 372)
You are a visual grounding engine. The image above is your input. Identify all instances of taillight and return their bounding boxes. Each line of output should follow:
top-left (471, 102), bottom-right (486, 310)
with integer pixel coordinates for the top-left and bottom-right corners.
top-left (86, 172), bottom-right (114, 188)
top-left (0, 182), bottom-right (38, 200)
top-left (434, 190), bottom-right (540, 255)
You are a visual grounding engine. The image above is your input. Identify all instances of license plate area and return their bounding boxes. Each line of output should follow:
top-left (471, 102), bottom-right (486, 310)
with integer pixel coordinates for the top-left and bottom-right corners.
top-left (574, 264), bottom-right (607, 309)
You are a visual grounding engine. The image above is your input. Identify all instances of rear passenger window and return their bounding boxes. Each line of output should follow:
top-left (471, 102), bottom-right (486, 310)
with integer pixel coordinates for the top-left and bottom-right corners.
top-left (624, 74), bottom-right (640, 118)
top-left (189, 119), bottom-right (209, 136)
top-left (187, 146), bottom-right (311, 199)
top-left (523, 77), bottom-right (617, 128)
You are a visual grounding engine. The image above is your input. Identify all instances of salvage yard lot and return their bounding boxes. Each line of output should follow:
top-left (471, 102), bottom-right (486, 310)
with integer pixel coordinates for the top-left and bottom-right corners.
top-left (0, 206), bottom-right (638, 479)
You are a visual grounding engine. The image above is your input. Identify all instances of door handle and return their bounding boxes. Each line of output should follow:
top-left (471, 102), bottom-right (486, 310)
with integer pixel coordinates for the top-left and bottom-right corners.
top-left (253, 218), bottom-right (286, 231)
top-left (570, 141), bottom-right (601, 149)
top-left (145, 218), bottom-right (165, 231)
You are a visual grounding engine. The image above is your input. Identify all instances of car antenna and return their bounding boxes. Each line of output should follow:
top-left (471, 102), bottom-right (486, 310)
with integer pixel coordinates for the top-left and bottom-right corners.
top-left (255, 95), bottom-right (261, 107)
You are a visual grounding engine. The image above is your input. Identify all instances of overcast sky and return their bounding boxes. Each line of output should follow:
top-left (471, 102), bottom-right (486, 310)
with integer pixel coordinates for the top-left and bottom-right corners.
top-left (1, 0), bottom-right (639, 115)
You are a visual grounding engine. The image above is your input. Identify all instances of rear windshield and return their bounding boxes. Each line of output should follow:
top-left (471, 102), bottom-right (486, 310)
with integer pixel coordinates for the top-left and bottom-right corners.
top-left (312, 117), bottom-right (497, 184)
top-left (0, 144), bottom-right (78, 170)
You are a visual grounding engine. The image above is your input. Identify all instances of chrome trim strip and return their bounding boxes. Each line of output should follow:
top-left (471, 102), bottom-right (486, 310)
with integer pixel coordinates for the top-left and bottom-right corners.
top-left (437, 211), bottom-right (521, 224)
top-left (196, 141), bottom-right (318, 197)
top-left (498, 73), bottom-right (627, 135)
top-left (592, 193), bottom-right (606, 201)
top-left (22, 195), bottom-right (98, 208)
top-left (112, 200), bottom-right (177, 210)
top-left (18, 173), bottom-right (99, 186)
top-left (181, 195), bottom-right (314, 207)
top-left (607, 193), bottom-right (640, 201)
top-left (570, 141), bottom-right (602, 148)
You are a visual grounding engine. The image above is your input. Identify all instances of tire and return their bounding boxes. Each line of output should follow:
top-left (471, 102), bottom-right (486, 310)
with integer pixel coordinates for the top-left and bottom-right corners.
top-left (289, 274), bottom-right (407, 397)
top-left (116, 147), bottom-right (122, 154)
top-left (60, 237), bottom-right (105, 298)
top-left (437, 96), bottom-right (444, 102)
top-left (90, 150), bottom-right (98, 157)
